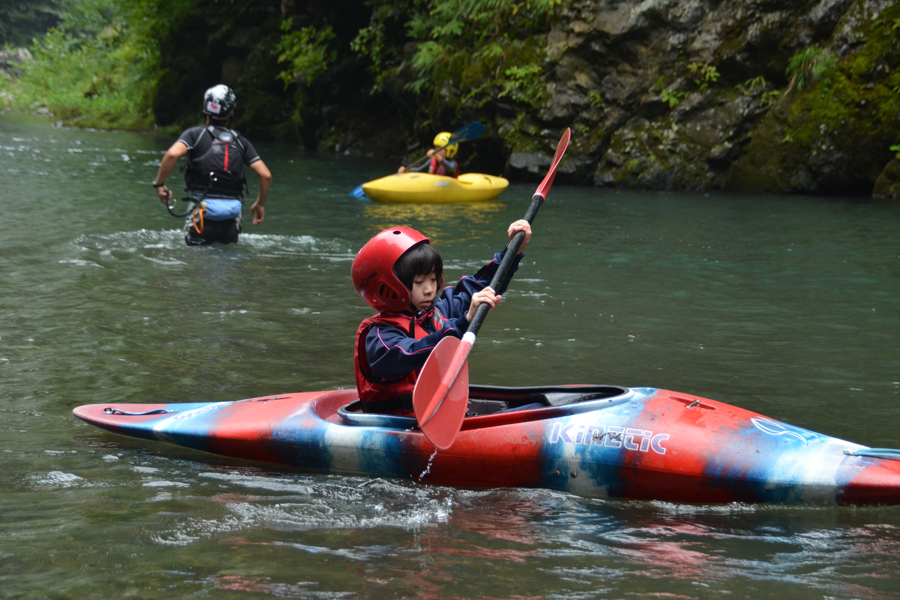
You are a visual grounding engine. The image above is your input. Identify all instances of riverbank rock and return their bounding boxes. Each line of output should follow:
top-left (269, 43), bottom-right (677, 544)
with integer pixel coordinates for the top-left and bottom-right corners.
top-left (0, 48), bottom-right (33, 79)
top-left (13, 0), bottom-right (895, 196)
top-left (516, 0), bottom-right (900, 194)
top-left (464, 0), bottom-right (900, 194)
top-left (147, 0), bottom-right (899, 196)
top-left (873, 157), bottom-right (900, 201)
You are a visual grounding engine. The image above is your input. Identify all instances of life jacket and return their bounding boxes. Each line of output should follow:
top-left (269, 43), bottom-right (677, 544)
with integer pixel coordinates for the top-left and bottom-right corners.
top-left (185, 125), bottom-right (247, 198)
top-left (429, 156), bottom-right (459, 178)
top-left (355, 311), bottom-right (436, 405)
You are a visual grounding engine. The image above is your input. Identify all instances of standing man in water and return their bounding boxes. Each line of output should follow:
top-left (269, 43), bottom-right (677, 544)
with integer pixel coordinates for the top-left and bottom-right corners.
top-left (152, 85), bottom-right (272, 246)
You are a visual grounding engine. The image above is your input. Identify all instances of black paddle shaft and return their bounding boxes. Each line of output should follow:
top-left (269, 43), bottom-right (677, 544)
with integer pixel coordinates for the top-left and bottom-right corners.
top-left (467, 193), bottom-right (544, 335)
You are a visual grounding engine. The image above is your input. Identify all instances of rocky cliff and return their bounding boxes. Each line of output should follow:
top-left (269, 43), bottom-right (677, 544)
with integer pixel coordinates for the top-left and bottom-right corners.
top-left (504, 0), bottom-right (900, 197)
top-left (6, 0), bottom-right (899, 197)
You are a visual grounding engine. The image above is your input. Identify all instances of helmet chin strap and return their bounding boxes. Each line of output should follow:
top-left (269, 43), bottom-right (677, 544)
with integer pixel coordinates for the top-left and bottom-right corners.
top-left (413, 305), bottom-right (437, 327)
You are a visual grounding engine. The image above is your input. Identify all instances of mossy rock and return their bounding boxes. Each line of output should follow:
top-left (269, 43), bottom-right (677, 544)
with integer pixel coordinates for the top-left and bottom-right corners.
top-left (873, 158), bottom-right (900, 200)
top-left (726, 3), bottom-right (900, 194)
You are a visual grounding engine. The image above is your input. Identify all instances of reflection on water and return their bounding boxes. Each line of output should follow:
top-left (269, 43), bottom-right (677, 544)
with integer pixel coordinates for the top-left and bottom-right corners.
top-left (3, 115), bottom-right (900, 599)
top-left (362, 200), bottom-right (507, 244)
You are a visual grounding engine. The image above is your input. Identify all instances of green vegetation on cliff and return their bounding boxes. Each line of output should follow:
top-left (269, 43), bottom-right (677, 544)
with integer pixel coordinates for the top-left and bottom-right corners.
top-left (3, 0), bottom-right (565, 138)
top-left (1, 0), bottom-right (181, 130)
top-left (0, 0), bottom-right (63, 47)
top-left (3, 0), bottom-right (900, 196)
top-left (727, 4), bottom-right (900, 193)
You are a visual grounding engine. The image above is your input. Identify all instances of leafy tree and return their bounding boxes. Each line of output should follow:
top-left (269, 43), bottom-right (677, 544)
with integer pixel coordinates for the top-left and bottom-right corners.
top-left (1, 0), bottom-right (175, 130)
top-left (352, 0), bottom-right (565, 115)
top-left (276, 22), bottom-right (337, 87)
top-left (0, 0), bottom-right (63, 47)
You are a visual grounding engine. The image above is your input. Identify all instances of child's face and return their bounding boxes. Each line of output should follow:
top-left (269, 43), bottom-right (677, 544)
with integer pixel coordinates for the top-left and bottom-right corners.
top-left (410, 271), bottom-right (438, 311)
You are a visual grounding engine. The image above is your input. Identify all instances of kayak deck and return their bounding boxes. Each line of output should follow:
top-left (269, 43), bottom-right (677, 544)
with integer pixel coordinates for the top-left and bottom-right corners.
top-left (72, 385), bottom-right (900, 506)
top-left (362, 172), bottom-right (509, 203)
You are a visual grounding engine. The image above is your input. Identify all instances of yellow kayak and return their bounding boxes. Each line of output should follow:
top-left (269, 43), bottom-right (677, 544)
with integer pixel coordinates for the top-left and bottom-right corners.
top-left (361, 172), bottom-right (509, 203)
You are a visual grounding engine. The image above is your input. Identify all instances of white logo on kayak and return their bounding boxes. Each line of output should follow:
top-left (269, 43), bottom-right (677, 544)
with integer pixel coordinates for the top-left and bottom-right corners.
top-left (171, 403), bottom-right (228, 421)
top-left (550, 423), bottom-right (669, 455)
top-left (751, 417), bottom-right (820, 445)
top-left (433, 180), bottom-right (450, 187)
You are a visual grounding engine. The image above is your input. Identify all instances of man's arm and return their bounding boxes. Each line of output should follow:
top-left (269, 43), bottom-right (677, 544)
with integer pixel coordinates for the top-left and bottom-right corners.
top-left (248, 160), bottom-right (272, 225)
top-left (153, 141), bottom-right (189, 204)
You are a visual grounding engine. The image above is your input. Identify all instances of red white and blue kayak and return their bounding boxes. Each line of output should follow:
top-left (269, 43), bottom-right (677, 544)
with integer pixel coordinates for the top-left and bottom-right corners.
top-left (72, 385), bottom-right (900, 506)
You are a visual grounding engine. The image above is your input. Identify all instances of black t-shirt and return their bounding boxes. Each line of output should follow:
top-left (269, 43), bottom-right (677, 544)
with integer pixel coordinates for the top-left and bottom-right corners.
top-left (177, 125), bottom-right (260, 196)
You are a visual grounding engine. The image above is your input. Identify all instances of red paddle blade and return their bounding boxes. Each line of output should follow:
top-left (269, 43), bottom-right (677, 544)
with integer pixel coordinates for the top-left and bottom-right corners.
top-left (535, 128), bottom-right (571, 200)
top-left (411, 128), bottom-right (572, 451)
top-left (413, 336), bottom-right (471, 450)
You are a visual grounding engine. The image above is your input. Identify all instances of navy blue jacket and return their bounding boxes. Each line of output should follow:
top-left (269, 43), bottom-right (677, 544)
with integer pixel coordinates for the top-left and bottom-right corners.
top-left (364, 247), bottom-right (523, 382)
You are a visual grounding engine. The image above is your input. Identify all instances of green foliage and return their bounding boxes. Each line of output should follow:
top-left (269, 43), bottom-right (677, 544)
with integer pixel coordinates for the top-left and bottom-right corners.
top-left (0, 0), bottom-right (192, 130)
top-left (760, 90), bottom-right (780, 107)
top-left (56, 0), bottom-right (118, 37)
top-left (660, 89), bottom-right (686, 108)
top-left (654, 74), bottom-right (666, 91)
top-left (349, 5), bottom-right (392, 94)
top-left (587, 89), bottom-right (602, 108)
top-left (891, 144), bottom-right (900, 155)
top-left (276, 21), bottom-right (337, 88)
top-left (786, 47), bottom-right (837, 93)
top-left (353, 0), bottom-right (566, 113)
top-left (0, 0), bottom-right (63, 47)
top-left (735, 76), bottom-right (767, 95)
top-left (5, 25), bottom-right (157, 129)
top-left (688, 62), bottom-right (719, 91)
top-left (736, 76), bottom-right (779, 108)
top-left (499, 63), bottom-right (544, 104)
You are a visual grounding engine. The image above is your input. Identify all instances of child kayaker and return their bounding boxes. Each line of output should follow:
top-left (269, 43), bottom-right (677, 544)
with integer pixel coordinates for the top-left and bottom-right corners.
top-left (351, 221), bottom-right (532, 413)
top-left (397, 132), bottom-right (459, 177)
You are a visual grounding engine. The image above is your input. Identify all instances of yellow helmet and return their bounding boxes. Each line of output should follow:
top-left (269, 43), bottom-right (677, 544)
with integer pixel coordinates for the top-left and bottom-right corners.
top-left (433, 132), bottom-right (459, 158)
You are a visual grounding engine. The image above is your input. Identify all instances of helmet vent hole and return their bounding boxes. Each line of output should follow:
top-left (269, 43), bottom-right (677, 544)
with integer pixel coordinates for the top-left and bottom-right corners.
top-left (375, 283), bottom-right (399, 301)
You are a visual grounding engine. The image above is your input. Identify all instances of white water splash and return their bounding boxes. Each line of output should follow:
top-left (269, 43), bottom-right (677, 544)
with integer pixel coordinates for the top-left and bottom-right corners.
top-left (418, 448), bottom-right (439, 479)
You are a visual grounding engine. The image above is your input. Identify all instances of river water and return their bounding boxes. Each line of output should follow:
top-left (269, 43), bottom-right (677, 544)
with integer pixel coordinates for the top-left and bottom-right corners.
top-left (2, 114), bottom-right (899, 599)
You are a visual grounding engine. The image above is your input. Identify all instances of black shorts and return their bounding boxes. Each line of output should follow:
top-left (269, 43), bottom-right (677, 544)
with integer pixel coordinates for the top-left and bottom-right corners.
top-left (184, 216), bottom-right (242, 246)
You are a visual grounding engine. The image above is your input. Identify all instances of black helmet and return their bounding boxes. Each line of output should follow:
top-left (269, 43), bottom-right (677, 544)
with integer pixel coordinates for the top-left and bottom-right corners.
top-left (202, 85), bottom-right (236, 118)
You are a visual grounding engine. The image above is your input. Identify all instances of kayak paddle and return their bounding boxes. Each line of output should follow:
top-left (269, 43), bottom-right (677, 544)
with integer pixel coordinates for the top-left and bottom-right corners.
top-left (403, 122), bottom-right (486, 171)
top-left (349, 184), bottom-right (370, 200)
top-left (412, 127), bottom-right (572, 450)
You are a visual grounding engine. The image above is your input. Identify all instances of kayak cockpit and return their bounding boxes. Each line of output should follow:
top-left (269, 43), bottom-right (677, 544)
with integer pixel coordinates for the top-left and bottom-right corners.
top-left (337, 384), bottom-right (632, 429)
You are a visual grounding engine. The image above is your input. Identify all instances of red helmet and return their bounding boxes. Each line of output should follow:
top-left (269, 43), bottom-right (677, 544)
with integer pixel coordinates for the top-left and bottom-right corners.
top-left (352, 227), bottom-right (429, 312)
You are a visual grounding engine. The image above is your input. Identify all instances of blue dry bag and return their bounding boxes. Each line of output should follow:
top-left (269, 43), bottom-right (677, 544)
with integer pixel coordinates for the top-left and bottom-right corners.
top-left (200, 199), bottom-right (242, 221)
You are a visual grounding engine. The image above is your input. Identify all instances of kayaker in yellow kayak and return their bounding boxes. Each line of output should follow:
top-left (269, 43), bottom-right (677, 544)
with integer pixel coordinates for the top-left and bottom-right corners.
top-left (398, 131), bottom-right (459, 177)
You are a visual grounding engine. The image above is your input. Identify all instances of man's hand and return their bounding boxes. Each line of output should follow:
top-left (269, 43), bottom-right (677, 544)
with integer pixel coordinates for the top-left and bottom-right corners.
top-left (248, 160), bottom-right (271, 225)
top-left (250, 202), bottom-right (265, 225)
top-left (156, 186), bottom-right (172, 205)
